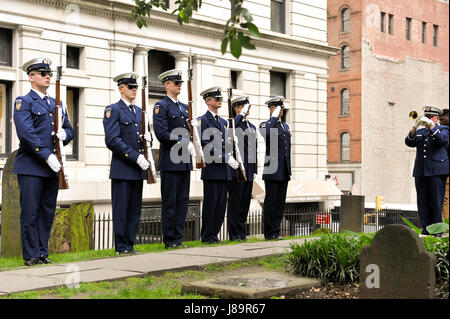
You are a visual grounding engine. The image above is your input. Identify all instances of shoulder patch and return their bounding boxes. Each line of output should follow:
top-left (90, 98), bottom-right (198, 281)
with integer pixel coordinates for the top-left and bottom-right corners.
top-left (15, 99), bottom-right (22, 111)
top-left (105, 107), bottom-right (112, 119)
top-left (154, 104), bottom-right (160, 115)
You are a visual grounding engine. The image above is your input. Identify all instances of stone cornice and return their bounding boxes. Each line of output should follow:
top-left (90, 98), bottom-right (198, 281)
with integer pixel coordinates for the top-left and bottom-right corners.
top-left (26, 0), bottom-right (339, 58)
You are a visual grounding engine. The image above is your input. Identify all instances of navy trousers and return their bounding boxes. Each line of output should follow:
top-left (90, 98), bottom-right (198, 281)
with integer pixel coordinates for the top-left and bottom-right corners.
top-left (201, 180), bottom-right (228, 243)
top-left (17, 174), bottom-right (58, 260)
top-left (227, 178), bottom-right (253, 240)
top-left (263, 180), bottom-right (288, 239)
top-left (415, 175), bottom-right (447, 234)
top-left (160, 171), bottom-right (190, 245)
top-left (111, 179), bottom-right (143, 252)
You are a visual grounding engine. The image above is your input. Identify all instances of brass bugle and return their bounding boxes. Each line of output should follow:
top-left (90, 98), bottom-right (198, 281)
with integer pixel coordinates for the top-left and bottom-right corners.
top-left (409, 110), bottom-right (418, 120)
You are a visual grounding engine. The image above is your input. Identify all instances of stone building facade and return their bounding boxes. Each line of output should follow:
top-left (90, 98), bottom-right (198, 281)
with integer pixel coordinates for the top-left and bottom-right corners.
top-left (0, 0), bottom-right (340, 217)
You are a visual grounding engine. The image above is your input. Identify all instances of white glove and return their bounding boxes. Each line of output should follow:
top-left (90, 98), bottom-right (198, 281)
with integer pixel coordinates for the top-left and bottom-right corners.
top-left (56, 129), bottom-right (66, 141)
top-left (190, 119), bottom-right (199, 127)
top-left (136, 154), bottom-right (150, 170)
top-left (149, 157), bottom-right (156, 173)
top-left (46, 154), bottom-right (61, 173)
top-left (187, 141), bottom-right (196, 157)
top-left (144, 131), bottom-right (152, 143)
top-left (242, 103), bottom-right (250, 115)
top-left (271, 106), bottom-right (281, 118)
top-left (413, 119), bottom-right (420, 129)
top-left (227, 155), bottom-right (239, 169)
top-left (419, 116), bottom-right (434, 127)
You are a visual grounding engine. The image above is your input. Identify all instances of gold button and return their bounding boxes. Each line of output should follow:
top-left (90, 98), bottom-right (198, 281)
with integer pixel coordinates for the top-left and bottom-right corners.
top-left (49, 113), bottom-right (53, 117)
top-left (38, 112), bottom-right (41, 115)
top-left (135, 123), bottom-right (138, 127)
top-left (125, 154), bottom-right (128, 157)
top-left (35, 148), bottom-right (39, 152)
top-left (52, 122), bottom-right (54, 125)
top-left (136, 132), bottom-right (139, 135)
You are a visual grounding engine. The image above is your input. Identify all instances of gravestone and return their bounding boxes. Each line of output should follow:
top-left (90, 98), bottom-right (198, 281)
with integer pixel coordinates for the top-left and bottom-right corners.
top-left (360, 224), bottom-right (436, 299)
top-left (1, 150), bottom-right (22, 257)
top-left (340, 195), bottom-right (364, 233)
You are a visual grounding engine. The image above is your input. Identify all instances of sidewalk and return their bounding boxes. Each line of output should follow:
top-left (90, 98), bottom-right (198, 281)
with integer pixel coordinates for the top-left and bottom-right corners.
top-left (0, 238), bottom-right (313, 296)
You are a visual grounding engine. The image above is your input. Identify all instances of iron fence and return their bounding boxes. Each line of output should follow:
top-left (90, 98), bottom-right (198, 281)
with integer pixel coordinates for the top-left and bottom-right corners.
top-left (93, 207), bottom-right (420, 250)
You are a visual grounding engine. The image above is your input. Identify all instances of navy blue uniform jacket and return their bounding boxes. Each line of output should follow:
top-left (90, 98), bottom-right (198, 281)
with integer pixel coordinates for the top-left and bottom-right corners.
top-left (233, 114), bottom-right (257, 182)
top-left (103, 99), bottom-right (150, 180)
top-left (152, 96), bottom-right (193, 172)
top-left (405, 125), bottom-right (449, 177)
top-left (199, 111), bottom-right (232, 181)
top-left (259, 117), bottom-right (292, 181)
top-left (14, 90), bottom-right (74, 177)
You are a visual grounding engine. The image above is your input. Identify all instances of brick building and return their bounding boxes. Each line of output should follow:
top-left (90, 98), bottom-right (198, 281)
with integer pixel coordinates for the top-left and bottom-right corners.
top-left (327, 0), bottom-right (449, 207)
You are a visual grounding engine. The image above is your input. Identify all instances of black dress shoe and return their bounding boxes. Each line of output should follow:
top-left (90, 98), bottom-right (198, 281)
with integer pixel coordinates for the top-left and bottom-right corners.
top-left (165, 243), bottom-right (177, 249)
top-left (118, 250), bottom-right (131, 255)
top-left (39, 255), bottom-right (54, 264)
top-left (130, 248), bottom-right (139, 254)
top-left (24, 258), bottom-right (44, 266)
top-left (175, 243), bottom-right (187, 248)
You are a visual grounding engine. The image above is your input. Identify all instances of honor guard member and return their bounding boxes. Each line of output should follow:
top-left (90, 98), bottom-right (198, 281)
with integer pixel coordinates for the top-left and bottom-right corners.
top-left (153, 69), bottom-right (195, 249)
top-left (14, 57), bottom-right (74, 266)
top-left (439, 109), bottom-right (449, 222)
top-left (259, 96), bottom-right (291, 240)
top-left (227, 96), bottom-right (257, 241)
top-left (103, 72), bottom-right (152, 254)
top-left (198, 86), bottom-right (239, 244)
top-left (405, 105), bottom-right (449, 236)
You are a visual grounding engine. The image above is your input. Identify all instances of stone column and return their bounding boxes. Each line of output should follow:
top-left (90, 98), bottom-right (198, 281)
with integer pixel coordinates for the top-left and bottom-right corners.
top-left (108, 40), bottom-right (135, 103)
top-left (169, 51), bottom-right (190, 104)
top-left (134, 46), bottom-right (152, 106)
top-left (193, 55), bottom-right (217, 116)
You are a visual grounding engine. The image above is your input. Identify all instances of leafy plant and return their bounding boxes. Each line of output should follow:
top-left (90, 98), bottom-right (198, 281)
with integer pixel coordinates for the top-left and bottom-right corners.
top-left (287, 233), bottom-right (373, 284)
top-left (131, 0), bottom-right (260, 58)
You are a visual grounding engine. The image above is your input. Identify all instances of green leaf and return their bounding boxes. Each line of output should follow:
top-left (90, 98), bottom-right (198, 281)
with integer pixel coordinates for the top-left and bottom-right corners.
top-left (221, 37), bottom-right (228, 55)
top-left (238, 32), bottom-right (255, 50)
top-left (230, 36), bottom-right (242, 58)
top-left (400, 216), bottom-right (422, 235)
top-left (246, 22), bottom-right (260, 37)
top-left (426, 222), bottom-right (449, 235)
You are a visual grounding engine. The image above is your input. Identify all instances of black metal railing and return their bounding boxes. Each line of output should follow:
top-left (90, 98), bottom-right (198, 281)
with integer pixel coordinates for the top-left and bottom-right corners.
top-left (93, 207), bottom-right (419, 250)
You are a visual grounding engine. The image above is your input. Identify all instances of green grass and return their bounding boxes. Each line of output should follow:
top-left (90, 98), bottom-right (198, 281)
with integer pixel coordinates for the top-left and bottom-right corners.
top-left (1, 255), bottom-right (287, 299)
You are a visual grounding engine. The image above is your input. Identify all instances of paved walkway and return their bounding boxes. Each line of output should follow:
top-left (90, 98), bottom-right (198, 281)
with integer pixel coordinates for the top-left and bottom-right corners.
top-left (0, 238), bottom-right (314, 296)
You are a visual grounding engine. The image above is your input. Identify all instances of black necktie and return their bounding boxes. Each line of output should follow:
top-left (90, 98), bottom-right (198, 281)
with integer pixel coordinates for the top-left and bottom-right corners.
top-left (43, 96), bottom-right (50, 105)
top-left (215, 115), bottom-right (219, 123)
top-left (129, 104), bottom-right (135, 114)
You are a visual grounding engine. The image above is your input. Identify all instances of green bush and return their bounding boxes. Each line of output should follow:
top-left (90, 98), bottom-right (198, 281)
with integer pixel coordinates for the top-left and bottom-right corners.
top-left (287, 232), bottom-right (374, 284)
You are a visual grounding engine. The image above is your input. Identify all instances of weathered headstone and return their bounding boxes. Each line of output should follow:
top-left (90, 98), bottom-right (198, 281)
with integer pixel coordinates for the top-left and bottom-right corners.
top-left (360, 224), bottom-right (436, 299)
top-left (340, 195), bottom-right (364, 233)
top-left (49, 202), bottom-right (95, 253)
top-left (1, 150), bottom-right (22, 257)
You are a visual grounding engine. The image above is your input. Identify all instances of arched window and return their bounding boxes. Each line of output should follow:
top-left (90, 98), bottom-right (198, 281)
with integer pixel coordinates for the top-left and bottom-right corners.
top-left (341, 8), bottom-right (350, 32)
top-left (341, 45), bottom-right (350, 69)
top-left (340, 132), bottom-right (350, 161)
top-left (340, 88), bottom-right (350, 115)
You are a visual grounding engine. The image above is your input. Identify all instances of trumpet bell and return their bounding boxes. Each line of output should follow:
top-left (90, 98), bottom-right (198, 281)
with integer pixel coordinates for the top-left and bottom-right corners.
top-left (409, 111), bottom-right (418, 120)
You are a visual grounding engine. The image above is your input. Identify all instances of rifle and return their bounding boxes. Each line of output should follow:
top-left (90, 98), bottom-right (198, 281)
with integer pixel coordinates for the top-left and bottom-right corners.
top-left (54, 42), bottom-right (68, 189)
top-left (187, 51), bottom-right (206, 168)
top-left (141, 73), bottom-right (157, 184)
top-left (227, 87), bottom-right (247, 183)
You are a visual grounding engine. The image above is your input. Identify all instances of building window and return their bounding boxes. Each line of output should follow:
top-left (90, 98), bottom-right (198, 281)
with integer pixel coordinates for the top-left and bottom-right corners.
top-left (341, 8), bottom-right (350, 32)
top-left (0, 27), bottom-right (12, 67)
top-left (148, 50), bottom-right (175, 99)
top-left (433, 24), bottom-right (438, 47)
top-left (340, 132), bottom-right (350, 162)
top-left (65, 87), bottom-right (79, 160)
top-left (341, 45), bottom-right (350, 69)
top-left (270, 71), bottom-right (286, 97)
top-left (66, 46), bottom-right (81, 69)
top-left (388, 14), bottom-right (394, 34)
top-left (271, 0), bottom-right (285, 34)
top-left (230, 70), bottom-right (242, 90)
top-left (0, 81), bottom-right (12, 156)
top-left (422, 22), bottom-right (427, 44)
top-left (340, 89), bottom-right (350, 116)
top-left (380, 12), bottom-right (386, 33)
top-left (406, 17), bottom-right (412, 41)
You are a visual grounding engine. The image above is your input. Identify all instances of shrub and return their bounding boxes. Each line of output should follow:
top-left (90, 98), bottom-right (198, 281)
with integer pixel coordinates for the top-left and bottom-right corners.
top-left (287, 232), bottom-right (374, 284)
